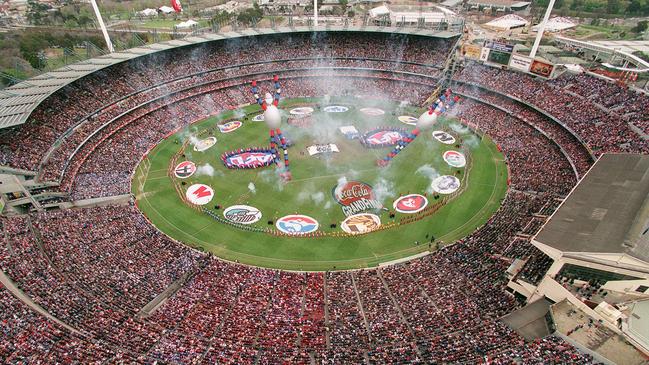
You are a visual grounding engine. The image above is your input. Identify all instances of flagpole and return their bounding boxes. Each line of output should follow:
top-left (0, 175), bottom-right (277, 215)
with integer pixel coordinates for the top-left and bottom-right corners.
top-left (89, 0), bottom-right (115, 53)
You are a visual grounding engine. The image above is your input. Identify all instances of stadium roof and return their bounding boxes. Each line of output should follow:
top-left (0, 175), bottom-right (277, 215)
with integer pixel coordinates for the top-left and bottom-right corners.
top-left (0, 26), bottom-right (459, 130)
top-left (534, 154), bottom-right (649, 263)
top-left (483, 14), bottom-right (529, 30)
top-left (467, 0), bottom-right (530, 9)
top-left (532, 17), bottom-right (577, 32)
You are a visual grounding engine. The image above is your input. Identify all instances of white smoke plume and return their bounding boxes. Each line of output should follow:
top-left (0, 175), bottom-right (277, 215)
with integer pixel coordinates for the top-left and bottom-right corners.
top-left (195, 163), bottom-right (221, 177)
top-left (248, 182), bottom-right (256, 194)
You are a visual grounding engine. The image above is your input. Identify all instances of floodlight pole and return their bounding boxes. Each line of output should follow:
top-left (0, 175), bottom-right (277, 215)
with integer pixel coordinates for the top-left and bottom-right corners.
top-left (314, 0), bottom-right (318, 26)
top-left (529, 0), bottom-right (555, 59)
top-left (89, 0), bottom-right (115, 53)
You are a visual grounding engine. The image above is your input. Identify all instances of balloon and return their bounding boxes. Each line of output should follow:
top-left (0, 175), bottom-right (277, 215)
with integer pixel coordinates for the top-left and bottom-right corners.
top-left (171, 0), bottom-right (182, 12)
top-left (264, 93), bottom-right (281, 129)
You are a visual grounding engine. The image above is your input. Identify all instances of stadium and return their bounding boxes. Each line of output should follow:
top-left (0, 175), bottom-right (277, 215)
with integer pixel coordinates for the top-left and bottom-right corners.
top-left (0, 8), bottom-right (649, 365)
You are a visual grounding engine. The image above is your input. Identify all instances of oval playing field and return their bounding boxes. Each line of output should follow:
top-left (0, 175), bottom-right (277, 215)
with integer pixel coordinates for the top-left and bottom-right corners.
top-left (133, 97), bottom-right (508, 271)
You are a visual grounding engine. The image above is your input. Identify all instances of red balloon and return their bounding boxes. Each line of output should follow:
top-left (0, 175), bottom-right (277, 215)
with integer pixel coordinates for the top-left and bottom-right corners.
top-left (171, 0), bottom-right (182, 12)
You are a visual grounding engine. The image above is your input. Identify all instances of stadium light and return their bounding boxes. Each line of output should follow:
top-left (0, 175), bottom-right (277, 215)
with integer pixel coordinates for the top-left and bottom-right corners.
top-left (89, 0), bottom-right (115, 53)
top-left (529, 0), bottom-right (556, 59)
top-left (314, 0), bottom-right (318, 26)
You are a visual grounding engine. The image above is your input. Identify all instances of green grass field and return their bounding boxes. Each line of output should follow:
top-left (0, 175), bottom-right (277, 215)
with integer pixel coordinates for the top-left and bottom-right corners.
top-left (133, 97), bottom-right (508, 271)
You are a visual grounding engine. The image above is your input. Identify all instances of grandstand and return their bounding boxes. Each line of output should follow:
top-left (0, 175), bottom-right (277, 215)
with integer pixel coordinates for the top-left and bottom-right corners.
top-left (0, 26), bottom-right (647, 363)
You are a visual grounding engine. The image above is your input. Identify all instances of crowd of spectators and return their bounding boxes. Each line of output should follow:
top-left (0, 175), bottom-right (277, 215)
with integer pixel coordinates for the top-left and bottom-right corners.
top-left (0, 32), bottom-right (452, 177)
top-left (3, 32), bottom-right (645, 363)
top-left (453, 63), bottom-right (648, 156)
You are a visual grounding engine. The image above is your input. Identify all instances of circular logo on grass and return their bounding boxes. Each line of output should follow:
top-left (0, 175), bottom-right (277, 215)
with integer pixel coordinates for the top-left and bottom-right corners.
top-left (185, 184), bottom-right (214, 205)
top-left (276, 215), bottom-right (319, 235)
top-left (218, 121), bottom-right (242, 133)
top-left (341, 213), bottom-right (381, 234)
top-left (324, 105), bottom-right (349, 113)
top-left (393, 194), bottom-right (428, 214)
top-left (431, 175), bottom-right (460, 194)
top-left (360, 107), bottom-right (385, 116)
top-left (432, 131), bottom-right (456, 145)
top-left (193, 137), bottom-right (217, 152)
top-left (290, 107), bottom-right (314, 115)
top-left (252, 114), bottom-right (265, 122)
top-left (223, 205), bottom-right (262, 224)
top-left (332, 181), bottom-right (383, 217)
top-left (443, 150), bottom-right (466, 168)
top-left (174, 161), bottom-right (196, 179)
top-left (398, 115), bottom-right (418, 126)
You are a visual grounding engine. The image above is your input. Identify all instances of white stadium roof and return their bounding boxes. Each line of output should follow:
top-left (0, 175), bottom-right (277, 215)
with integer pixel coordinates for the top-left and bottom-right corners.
top-left (483, 14), bottom-right (528, 30)
top-left (532, 17), bottom-right (577, 32)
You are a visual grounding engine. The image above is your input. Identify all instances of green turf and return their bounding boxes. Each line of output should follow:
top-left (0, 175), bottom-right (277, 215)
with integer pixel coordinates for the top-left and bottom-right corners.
top-left (133, 97), bottom-right (508, 271)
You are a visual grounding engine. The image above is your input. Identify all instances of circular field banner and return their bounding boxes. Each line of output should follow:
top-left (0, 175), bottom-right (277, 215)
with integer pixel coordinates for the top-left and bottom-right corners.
top-left (223, 205), bottom-right (262, 225)
top-left (360, 107), bottom-right (385, 116)
top-left (398, 115), bottom-right (418, 126)
top-left (276, 215), bottom-right (319, 235)
top-left (218, 121), bottom-right (242, 133)
top-left (341, 213), bottom-right (381, 234)
top-left (185, 184), bottom-right (214, 205)
top-left (252, 114), bottom-right (265, 122)
top-left (393, 194), bottom-right (428, 214)
top-left (193, 137), bottom-right (217, 152)
top-left (289, 107), bottom-right (314, 115)
top-left (443, 150), bottom-right (466, 168)
top-left (431, 175), bottom-right (460, 195)
top-left (323, 105), bottom-right (349, 113)
top-left (432, 131), bottom-right (456, 145)
top-left (174, 161), bottom-right (196, 179)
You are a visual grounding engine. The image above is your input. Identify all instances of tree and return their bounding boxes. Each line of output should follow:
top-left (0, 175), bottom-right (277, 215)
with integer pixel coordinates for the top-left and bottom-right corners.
top-left (606, 0), bottom-right (620, 14)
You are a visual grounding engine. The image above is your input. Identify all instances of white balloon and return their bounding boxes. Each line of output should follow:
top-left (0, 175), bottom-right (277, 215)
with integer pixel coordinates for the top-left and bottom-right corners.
top-left (416, 110), bottom-right (437, 130)
top-left (264, 105), bottom-right (281, 129)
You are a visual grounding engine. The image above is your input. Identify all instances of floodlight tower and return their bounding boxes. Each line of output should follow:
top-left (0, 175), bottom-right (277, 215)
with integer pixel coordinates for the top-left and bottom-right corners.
top-left (314, 0), bottom-right (319, 26)
top-left (89, 0), bottom-right (115, 53)
top-left (529, 0), bottom-right (556, 59)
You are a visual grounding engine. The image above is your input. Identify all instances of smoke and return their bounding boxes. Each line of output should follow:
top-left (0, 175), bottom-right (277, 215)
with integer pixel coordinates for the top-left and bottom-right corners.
top-left (248, 182), bottom-right (256, 194)
top-left (449, 122), bottom-right (470, 135)
top-left (333, 176), bottom-right (348, 197)
top-left (258, 166), bottom-right (285, 191)
top-left (463, 134), bottom-right (480, 150)
top-left (399, 100), bottom-right (410, 108)
top-left (195, 163), bottom-right (221, 177)
top-left (372, 177), bottom-right (396, 204)
top-left (298, 190), bottom-right (325, 205)
top-left (416, 164), bottom-right (440, 194)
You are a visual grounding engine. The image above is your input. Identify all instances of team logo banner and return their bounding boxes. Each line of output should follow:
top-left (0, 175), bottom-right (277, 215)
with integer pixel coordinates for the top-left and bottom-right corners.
top-left (431, 175), bottom-right (460, 194)
top-left (185, 184), bottom-right (214, 205)
top-left (443, 150), bottom-right (466, 168)
top-left (341, 213), bottom-right (381, 234)
top-left (307, 144), bottom-right (339, 156)
top-left (333, 181), bottom-right (383, 217)
top-left (276, 215), bottom-right (319, 234)
top-left (290, 107), bottom-right (314, 115)
top-left (218, 121), bottom-right (242, 133)
top-left (432, 131), bottom-right (456, 144)
top-left (252, 114), bottom-right (265, 122)
top-left (398, 116), bottom-right (418, 126)
top-left (174, 161), bottom-right (196, 179)
top-left (393, 194), bottom-right (428, 214)
top-left (360, 127), bottom-right (407, 148)
top-left (222, 149), bottom-right (275, 169)
top-left (339, 126), bottom-right (359, 139)
top-left (324, 105), bottom-right (349, 113)
top-left (193, 137), bottom-right (217, 152)
top-left (223, 205), bottom-right (262, 225)
top-left (360, 107), bottom-right (385, 116)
